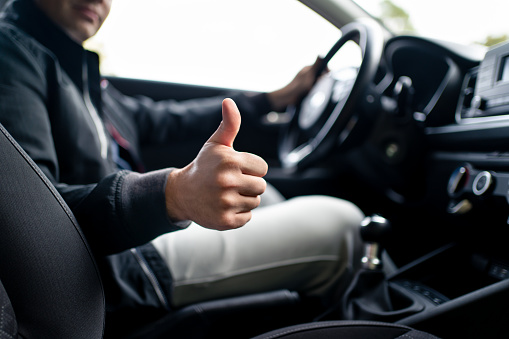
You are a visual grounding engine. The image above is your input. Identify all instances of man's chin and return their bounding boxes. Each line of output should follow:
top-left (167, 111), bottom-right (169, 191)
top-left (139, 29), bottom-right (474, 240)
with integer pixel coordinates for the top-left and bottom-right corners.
top-left (67, 26), bottom-right (97, 44)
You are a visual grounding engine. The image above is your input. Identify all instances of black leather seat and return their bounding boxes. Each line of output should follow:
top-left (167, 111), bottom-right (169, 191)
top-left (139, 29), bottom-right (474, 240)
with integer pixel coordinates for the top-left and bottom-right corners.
top-left (0, 123), bottom-right (104, 338)
top-left (0, 122), bottom-right (439, 338)
top-left (0, 121), bottom-right (301, 339)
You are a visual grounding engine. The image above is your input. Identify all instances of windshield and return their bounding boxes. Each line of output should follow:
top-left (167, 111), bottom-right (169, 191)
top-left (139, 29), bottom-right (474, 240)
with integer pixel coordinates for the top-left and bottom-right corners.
top-left (353, 0), bottom-right (509, 47)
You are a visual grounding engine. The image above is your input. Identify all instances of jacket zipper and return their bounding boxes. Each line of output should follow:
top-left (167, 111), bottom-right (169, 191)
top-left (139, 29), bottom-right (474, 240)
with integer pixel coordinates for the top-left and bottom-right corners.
top-left (130, 248), bottom-right (171, 310)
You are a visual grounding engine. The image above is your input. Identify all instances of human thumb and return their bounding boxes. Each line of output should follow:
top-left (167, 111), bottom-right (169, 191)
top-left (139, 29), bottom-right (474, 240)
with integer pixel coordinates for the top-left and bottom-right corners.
top-left (207, 98), bottom-right (241, 147)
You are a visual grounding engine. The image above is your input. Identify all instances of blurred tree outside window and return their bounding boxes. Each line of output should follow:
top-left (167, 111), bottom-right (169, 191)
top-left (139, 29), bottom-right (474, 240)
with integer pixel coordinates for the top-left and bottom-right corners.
top-left (354, 0), bottom-right (508, 47)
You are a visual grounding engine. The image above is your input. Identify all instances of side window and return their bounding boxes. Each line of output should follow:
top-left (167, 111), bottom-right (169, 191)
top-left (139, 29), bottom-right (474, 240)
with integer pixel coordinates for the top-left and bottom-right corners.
top-left (85, 0), bottom-right (341, 92)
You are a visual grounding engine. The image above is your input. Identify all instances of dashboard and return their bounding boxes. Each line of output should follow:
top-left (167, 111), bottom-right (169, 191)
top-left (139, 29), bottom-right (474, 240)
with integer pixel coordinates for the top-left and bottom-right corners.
top-left (366, 38), bottom-right (509, 335)
top-left (422, 39), bottom-right (509, 227)
top-left (346, 35), bottom-right (509, 263)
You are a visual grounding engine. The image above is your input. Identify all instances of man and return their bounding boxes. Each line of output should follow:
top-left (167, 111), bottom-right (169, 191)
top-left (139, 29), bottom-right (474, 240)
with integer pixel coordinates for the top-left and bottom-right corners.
top-left (0, 0), bottom-right (364, 332)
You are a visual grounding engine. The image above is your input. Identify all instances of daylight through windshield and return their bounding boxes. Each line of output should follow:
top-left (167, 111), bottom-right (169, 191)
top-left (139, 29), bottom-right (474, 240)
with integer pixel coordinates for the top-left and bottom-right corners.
top-left (353, 0), bottom-right (509, 47)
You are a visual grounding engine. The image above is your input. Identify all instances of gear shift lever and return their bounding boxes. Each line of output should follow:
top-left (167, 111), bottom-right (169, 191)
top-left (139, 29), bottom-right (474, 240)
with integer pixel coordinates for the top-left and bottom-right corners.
top-left (360, 215), bottom-right (391, 270)
top-left (336, 215), bottom-right (423, 322)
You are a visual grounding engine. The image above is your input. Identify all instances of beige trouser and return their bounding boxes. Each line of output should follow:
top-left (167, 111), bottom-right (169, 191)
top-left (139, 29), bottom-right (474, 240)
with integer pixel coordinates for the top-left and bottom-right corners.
top-left (152, 188), bottom-right (364, 308)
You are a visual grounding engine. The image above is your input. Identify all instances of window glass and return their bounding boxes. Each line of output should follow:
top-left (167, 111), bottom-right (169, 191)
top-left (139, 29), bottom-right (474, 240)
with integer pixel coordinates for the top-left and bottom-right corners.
top-left (353, 0), bottom-right (509, 47)
top-left (86, 0), bottom-right (341, 92)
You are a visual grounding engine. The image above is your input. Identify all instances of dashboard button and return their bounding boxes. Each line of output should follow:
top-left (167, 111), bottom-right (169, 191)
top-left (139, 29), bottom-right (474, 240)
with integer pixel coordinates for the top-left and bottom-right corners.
top-left (472, 171), bottom-right (493, 196)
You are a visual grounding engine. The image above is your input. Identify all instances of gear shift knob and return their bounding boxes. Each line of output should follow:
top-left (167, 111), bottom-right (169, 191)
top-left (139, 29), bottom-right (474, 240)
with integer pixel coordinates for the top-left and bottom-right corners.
top-left (360, 215), bottom-right (391, 243)
top-left (360, 215), bottom-right (391, 270)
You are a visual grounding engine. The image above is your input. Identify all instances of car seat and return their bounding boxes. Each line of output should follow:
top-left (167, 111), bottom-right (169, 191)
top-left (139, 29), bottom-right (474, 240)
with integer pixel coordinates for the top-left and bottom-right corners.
top-left (0, 122), bottom-right (440, 338)
top-left (0, 122), bottom-right (104, 338)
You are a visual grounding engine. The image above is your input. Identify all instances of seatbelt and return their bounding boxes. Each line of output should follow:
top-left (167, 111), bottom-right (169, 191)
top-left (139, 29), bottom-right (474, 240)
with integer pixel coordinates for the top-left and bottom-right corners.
top-left (82, 61), bottom-right (109, 160)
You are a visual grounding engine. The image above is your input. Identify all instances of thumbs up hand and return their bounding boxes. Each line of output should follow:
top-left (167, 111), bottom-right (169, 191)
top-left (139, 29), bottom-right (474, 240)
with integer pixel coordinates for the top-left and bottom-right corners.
top-left (165, 99), bottom-right (268, 230)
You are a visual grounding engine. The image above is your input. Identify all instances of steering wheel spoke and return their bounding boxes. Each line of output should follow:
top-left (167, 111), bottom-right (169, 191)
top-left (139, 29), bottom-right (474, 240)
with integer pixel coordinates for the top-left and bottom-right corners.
top-left (279, 18), bottom-right (385, 171)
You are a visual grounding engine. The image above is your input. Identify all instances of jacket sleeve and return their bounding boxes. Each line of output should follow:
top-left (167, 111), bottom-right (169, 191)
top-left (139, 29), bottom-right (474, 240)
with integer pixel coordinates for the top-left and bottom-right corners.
top-left (102, 81), bottom-right (273, 146)
top-left (0, 27), bottom-right (186, 256)
top-left (61, 169), bottom-right (190, 255)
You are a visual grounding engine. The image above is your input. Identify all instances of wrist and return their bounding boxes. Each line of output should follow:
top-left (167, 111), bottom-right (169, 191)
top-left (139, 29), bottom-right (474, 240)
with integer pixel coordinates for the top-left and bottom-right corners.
top-left (267, 89), bottom-right (289, 112)
top-left (165, 168), bottom-right (188, 222)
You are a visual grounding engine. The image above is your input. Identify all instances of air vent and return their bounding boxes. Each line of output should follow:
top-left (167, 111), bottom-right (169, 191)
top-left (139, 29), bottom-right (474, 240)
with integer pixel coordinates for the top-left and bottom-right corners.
top-left (456, 67), bottom-right (478, 121)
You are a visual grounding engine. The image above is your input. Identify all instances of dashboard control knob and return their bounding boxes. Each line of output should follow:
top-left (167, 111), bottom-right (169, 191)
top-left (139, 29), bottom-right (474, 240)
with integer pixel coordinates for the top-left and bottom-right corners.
top-left (447, 165), bottom-right (470, 197)
top-left (472, 171), bottom-right (493, 196)
top-left (447, 199), bottom-right (473, 215)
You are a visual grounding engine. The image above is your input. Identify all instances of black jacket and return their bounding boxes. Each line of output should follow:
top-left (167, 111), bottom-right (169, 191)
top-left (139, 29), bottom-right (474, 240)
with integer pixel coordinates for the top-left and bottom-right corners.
top-left (0, 0), bottom-right (272, 256)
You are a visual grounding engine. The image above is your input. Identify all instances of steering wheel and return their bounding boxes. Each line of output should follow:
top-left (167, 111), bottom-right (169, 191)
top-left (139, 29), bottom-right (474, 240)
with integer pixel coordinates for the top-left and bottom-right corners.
top-left (279, 19), bottom-right (385, 171)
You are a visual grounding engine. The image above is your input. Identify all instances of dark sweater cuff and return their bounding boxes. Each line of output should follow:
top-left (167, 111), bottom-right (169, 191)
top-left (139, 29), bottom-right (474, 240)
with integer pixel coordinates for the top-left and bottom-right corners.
top-left (119, 169), bottom-right (190, 245)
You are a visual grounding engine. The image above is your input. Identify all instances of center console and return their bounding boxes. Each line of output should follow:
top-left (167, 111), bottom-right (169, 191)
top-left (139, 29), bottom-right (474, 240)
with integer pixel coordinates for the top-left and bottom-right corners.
top-left (389, 243), bottom-right (509, 338)
top-left (343, 41), bottom-right (509, 338)
top-left (399, 42), bottom-right (509, 338)
top-left (340, 220), bottom-right (509, 338)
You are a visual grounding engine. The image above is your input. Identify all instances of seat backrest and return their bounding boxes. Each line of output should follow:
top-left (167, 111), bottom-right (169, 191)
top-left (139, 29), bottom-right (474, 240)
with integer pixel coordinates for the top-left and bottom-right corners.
top-left (0, 123), bottom-right (105, 338)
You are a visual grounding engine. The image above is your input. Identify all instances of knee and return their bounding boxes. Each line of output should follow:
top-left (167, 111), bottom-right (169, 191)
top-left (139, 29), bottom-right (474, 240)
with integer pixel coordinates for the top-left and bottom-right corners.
top-left (279, 196), bottom-right (364, 244)
top-left (295, 195), bottom-right (364, 228)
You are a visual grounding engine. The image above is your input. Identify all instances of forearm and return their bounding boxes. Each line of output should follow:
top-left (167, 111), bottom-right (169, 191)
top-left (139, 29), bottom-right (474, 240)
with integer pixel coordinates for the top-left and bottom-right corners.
top-left (67, 169), bottom-right (190, 255)
top-left (104, 83), bottom-right (273, 146)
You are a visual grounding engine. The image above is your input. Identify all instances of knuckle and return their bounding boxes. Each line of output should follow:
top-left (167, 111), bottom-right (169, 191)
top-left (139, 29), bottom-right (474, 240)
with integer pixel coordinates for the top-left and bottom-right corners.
top-left (218, 193), bottom-right (236, 210)
top-left (218, 213), bottom-right (239, 229)
top-left (221, 153), bottom-right (241, 169)
top-left (215, 171), bottom-right (236, 189)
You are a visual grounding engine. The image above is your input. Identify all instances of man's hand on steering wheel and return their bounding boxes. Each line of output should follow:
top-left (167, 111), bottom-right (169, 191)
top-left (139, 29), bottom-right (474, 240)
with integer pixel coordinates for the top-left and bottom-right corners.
top-left (278, 18), bottom-right (385, 171)
top-left (267, 57), bottom-right (328, 112)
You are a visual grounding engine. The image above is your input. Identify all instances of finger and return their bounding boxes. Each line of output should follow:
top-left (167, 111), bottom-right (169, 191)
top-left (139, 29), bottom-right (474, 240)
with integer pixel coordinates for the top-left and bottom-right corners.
top-left (207, 98), bottom-right (241, 147)
top-left (237, 176), bottom-right (267, 197)
top-left (238, 152), bottom-right (268, 177)
top-left (212, 210), bottom-right (253, 230)
top-left (234, 195), bottom-right (261, 213)
top-left (313, 56), bottom-right (329, 78)
top-left (222, 211), bottom-right (253, 230)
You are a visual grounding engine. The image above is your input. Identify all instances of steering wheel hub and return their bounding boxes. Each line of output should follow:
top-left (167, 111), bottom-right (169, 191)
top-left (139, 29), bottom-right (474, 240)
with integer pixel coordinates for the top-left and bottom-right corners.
top-left (299, 76), bottom-right (334, 130)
